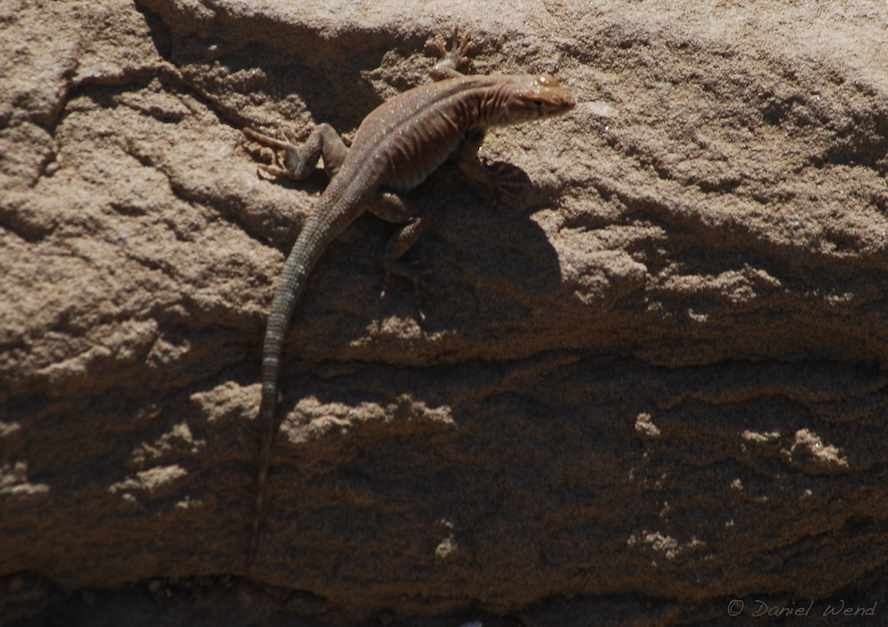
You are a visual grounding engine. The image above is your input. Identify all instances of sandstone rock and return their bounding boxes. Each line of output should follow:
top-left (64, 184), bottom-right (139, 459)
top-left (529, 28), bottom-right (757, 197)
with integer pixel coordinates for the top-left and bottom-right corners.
top-left (2, 1), bottom-right (887, 625)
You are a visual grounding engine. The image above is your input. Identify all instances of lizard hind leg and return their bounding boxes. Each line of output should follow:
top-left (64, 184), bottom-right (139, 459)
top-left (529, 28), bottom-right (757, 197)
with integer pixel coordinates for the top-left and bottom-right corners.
top-left (243, 123), bottom-right (349, 181)
top-left (369, 192), bottom-right (436, 295)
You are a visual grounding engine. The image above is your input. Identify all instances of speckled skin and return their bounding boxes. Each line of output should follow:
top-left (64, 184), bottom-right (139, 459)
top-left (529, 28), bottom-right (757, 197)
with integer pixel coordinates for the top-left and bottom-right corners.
top-left (244, 36), bottom-right (575, 572)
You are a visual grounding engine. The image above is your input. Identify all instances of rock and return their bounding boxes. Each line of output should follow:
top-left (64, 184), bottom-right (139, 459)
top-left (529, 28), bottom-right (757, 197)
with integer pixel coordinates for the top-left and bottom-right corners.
top-left (2, 1), bottom-right (887, 625)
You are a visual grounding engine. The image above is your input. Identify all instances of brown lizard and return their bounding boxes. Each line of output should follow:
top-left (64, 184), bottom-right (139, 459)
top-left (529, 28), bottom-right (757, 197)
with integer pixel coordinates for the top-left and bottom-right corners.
top-left (243, 30), bottom-right (575, 571)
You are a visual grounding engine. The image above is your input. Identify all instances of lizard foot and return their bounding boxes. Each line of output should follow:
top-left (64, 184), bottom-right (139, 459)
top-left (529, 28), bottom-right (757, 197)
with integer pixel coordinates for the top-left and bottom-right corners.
top-left (428, 28), bottom-right (474, 62)
top-left (243, 128), bottom-right (299, 180)
top-left (426, 28), bottom-right (475, 78)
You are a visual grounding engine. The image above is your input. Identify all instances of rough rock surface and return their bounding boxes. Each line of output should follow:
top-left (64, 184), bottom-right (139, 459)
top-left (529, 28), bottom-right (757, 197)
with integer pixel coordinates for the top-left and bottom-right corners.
top-left (2, 0), bottom-right (887, 625)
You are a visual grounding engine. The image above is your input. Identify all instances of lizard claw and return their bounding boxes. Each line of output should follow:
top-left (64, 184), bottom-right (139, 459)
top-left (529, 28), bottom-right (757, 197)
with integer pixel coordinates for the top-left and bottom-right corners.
top-left (426, 27), bottom-right (474, 70)
top-left (256, 163), bottom-right (290, 180)
top-left (447, 28), bottom-right (474, 65)
top-left (243, 128), bottom-right (318, 182)
top-left (243, 128), bottom-right (293, 180)
top-left (243, 128), bottom-right (290, 150)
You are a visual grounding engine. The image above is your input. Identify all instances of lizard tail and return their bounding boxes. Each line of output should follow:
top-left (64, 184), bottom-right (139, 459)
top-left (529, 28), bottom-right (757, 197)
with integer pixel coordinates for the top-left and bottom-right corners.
top-left (245, 208), bottom-right (346, 572)
top-left (245, 385), bottom-right (277, 570)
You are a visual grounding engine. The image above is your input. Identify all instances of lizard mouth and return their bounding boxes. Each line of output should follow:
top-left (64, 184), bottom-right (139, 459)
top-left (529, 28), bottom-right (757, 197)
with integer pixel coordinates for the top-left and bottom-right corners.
top-left (532, 75), bottom-right (576, 114)
top-left (542, 92), bottom-right (576, 115)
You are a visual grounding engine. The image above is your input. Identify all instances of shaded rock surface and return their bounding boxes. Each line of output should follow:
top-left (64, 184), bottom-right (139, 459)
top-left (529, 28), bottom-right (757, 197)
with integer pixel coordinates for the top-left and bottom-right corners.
top-left (1, 0), bottom-right (887, 625)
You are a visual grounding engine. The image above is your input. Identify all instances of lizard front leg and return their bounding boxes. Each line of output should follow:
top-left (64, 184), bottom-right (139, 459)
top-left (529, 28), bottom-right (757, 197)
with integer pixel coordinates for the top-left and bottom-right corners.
top-left (243, 124), bottom-right (349, 181)
top-left (454, 128), bottom-right (527, 206)
top-left (426, 28), bottom-right (475, 80)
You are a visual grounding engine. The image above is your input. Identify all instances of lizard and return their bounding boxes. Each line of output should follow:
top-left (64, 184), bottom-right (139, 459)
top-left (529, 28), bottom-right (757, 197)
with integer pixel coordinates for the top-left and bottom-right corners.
top-left (242, 30), bottom-right (575, 571)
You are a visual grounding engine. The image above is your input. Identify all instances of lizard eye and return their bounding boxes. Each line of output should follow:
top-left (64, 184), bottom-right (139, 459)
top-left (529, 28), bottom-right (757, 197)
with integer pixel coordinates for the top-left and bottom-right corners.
top-left (538, 75), bottom-right (560, 87)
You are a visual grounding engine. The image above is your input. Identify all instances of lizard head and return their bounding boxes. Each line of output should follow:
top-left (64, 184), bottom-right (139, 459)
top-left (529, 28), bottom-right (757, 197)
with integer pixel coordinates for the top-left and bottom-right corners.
top-left (490, 74), bottom-right (576, 126)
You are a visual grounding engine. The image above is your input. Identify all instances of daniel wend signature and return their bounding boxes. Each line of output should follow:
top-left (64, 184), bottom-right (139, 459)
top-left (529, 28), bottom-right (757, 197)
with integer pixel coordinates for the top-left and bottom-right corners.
top-left (727, 598), bottom-right (878, 618)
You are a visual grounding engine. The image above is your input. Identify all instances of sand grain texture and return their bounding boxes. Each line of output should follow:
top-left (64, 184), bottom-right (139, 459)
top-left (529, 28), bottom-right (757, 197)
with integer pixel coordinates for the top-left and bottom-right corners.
top-left (1, 1), bottom-right (887, 625)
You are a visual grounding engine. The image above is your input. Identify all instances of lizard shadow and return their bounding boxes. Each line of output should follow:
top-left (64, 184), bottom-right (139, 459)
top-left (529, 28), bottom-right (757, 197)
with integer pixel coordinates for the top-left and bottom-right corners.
top-left (373, 163), bottom-right (565, 335)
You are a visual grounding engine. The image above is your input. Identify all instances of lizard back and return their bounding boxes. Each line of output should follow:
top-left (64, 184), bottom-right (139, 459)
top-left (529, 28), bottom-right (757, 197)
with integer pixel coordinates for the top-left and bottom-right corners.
top-left (346, 76), bottom-right (503, 191)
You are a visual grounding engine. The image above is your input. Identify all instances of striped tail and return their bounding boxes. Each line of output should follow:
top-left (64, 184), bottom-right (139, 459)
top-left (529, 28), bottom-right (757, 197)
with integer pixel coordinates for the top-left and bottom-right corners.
top-left (245, 208), bottom-right (342, 571)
